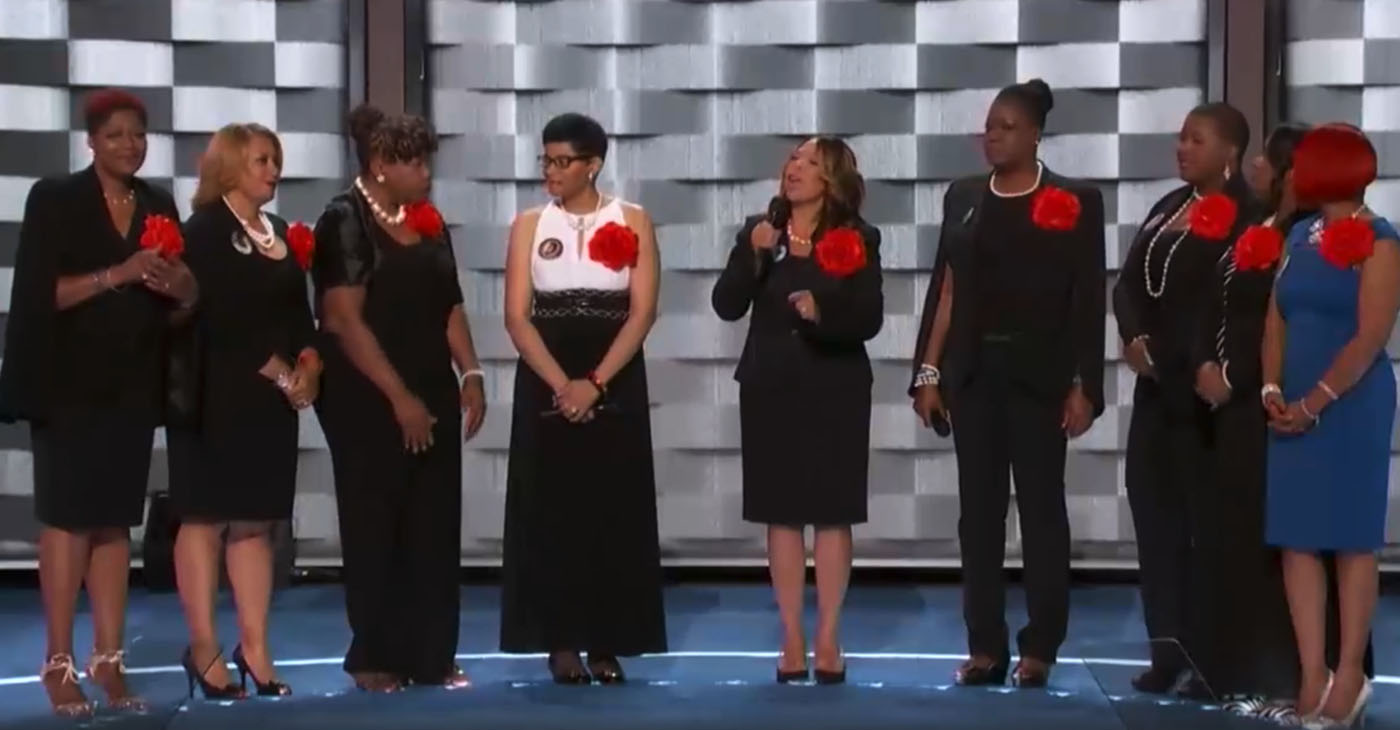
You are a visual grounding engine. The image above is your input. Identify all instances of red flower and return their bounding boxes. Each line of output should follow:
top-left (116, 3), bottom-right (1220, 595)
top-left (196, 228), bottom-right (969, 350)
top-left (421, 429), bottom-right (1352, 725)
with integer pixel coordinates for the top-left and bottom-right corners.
top-left (139, 214), bottom-right (183, 258)
top-left (1319, 217), bottom-right (1375, 269)
top-left (287, 222), bottom-right (314, 270)
top-left (814, 227), bottom-right (867, 277)
top-left (588, 221), bottom-right (640, 271)
top-left (1030, 185), bottom-right (1081, 231)
top-left (1231, 224), bottom-right (1284, 271)
top-left (404, 201), bottom-right (445, 239)
top-left (1189, 193), bottom-right (1237, 240)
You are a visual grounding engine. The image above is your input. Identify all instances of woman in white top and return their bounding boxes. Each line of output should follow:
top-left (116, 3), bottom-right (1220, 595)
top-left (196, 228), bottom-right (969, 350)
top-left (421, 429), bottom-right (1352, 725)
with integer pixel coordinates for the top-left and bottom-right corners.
top-left (499, 113), bottom-right (667, 684)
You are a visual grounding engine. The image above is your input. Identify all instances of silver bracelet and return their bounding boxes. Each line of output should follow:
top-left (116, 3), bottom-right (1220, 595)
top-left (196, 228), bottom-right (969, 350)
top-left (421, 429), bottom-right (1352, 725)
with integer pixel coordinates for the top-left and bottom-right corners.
top-left (1317, 380), bottom-right (1338, 401)
top-left (275, 371), bottom-right (294, 392)
top-left (1299, 400), bottom-right (1319, 424)
top-left (914, 363), bottom-right (941, 388)
top-left (461, 368), bottom-right (485, 382)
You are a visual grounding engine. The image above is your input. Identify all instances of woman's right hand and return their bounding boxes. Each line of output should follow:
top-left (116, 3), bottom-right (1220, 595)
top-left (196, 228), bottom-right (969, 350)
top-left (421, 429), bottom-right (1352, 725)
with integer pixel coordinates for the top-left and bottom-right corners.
top-left (392, 392), bottom-right (437, 453)
top-left (1124, 337), bottom-right (1156, 378)
top-left (912, 385), bottom-right (948, 429)
top-left (113, 248), bottom-right (167, 286)
top-left (749, 221), bottom-right (778, 253)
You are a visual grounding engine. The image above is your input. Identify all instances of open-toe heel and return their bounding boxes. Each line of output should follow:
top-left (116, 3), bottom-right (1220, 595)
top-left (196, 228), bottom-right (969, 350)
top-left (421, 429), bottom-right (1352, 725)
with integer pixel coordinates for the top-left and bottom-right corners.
top-left (40, 654), bottom-right (93, 718)
top-left (87, 649), bottom-right (148, 711)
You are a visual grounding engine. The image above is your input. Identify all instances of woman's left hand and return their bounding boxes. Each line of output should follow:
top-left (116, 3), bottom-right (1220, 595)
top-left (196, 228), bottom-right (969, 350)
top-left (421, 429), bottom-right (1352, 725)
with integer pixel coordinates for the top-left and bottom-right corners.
top-left (461, 376), bottom-right (486, 440)
top-left (283, 365), bottom-right (320, 409)
top-left (788, 290), bottom-right (820, 323)
top-left (554, 380), bottom-right (599, 423)
top-left (1268, 401), bottom-right (1315, 434)
top-left (1061, 385), bottom-right (1093, 438)
top-left (144, 256), bottom-right (197, 305)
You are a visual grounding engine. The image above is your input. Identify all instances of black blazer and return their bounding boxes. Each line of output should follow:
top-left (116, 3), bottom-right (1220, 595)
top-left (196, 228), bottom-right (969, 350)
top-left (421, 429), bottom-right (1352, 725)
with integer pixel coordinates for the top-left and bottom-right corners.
top-left (909, 170), bottom-right (1107, 415)
top-left (0, 167), bottom-right (180, 424)
top-left (1113, 179), bottom-right (1262, 416)
top-left (711, 215), bottom-right (884, 387)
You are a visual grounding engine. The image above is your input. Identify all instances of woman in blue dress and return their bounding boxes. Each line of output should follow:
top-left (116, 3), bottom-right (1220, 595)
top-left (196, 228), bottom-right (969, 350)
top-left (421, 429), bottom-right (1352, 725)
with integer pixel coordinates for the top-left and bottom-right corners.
top-left (1262, 124), bottom-right (1398, 728)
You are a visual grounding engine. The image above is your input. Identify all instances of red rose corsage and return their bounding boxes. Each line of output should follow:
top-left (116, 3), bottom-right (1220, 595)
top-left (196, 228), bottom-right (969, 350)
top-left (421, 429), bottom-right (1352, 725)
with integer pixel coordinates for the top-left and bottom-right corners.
top-left (1319, 217), bottom-right (1374, 269)
top-left (1231, 224), bottom-right (1284, 272)
top-left (814, 227), bottom-right (867, 278)
top-left (139, 214), bottom-right (184, 258)
top-left (404, 200), bottom-right (445, 239)
top-left (588, 221), bottom-right (640, 271)
top-left (1189, 193), bottom-right (1237, 240)
top-left (1030, 185), bottom-right (1081, 231)
top-left (287, 222), bottom-right (315, 270)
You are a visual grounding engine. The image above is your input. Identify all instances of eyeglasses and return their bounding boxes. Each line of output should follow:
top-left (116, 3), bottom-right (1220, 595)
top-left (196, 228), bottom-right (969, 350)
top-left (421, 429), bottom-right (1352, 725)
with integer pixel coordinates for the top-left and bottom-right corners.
top-left (537, 154), bottom-right (590, 171)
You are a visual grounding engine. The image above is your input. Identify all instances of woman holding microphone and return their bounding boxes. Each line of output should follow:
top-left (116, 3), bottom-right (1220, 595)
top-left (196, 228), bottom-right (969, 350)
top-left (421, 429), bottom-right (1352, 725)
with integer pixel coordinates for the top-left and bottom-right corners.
top-left (712, 136), bottom-right (883, 685)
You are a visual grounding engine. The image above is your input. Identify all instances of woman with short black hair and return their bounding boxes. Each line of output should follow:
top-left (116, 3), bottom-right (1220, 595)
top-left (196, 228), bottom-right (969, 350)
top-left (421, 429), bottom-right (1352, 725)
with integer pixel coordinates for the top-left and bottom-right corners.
top-left (499, 112), bottom-right (667, 684)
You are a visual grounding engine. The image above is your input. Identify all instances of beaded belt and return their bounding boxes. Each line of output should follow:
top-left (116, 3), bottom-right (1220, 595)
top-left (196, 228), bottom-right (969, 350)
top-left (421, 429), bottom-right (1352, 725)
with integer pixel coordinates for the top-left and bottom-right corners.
top-left (532, 289), bottom-right (630, 320)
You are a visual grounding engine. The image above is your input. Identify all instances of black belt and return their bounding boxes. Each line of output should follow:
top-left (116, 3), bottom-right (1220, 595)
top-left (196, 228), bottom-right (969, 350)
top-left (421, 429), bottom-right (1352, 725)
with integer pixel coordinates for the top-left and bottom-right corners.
top-left (531, 289), bottom-right (630, 320)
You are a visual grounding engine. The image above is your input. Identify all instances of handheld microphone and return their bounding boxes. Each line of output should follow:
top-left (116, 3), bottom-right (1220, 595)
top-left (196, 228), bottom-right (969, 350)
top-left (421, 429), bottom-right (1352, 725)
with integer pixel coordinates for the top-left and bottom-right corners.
top-left (765, 196), bottom-right (791, 261)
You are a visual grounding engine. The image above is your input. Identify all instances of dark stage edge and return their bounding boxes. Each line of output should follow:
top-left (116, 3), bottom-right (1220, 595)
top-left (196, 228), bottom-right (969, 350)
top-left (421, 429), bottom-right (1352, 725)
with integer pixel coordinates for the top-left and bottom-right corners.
top-left (0, 584), bottom-right (1395, 730)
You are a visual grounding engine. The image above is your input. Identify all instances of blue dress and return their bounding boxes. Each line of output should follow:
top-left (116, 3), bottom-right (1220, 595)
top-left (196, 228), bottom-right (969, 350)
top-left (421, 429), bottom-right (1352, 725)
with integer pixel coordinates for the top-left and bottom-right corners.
top-left (1266, 215), bottom-right (1398, 551)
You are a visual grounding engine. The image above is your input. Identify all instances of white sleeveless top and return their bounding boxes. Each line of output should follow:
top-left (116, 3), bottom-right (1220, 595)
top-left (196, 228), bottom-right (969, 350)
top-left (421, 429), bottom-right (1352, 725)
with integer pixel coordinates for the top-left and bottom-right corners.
top-left (530, 198), bottom-right (631, 293)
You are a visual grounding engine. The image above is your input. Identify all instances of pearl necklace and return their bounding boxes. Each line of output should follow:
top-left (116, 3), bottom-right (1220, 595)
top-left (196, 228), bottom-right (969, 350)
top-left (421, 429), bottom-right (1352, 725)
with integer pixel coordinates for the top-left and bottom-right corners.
top-left (1143, 191), bottom-right (1201, 299)
top-left (561, 192), bottom-right (604, 233)
top-left (223, 196), bottom-right (276, 251)
top-left (354, 176), bottom-right (405, 226)
top-left (104, 188), bottom-right (135, 207)
top-left (785, 223), bottom-right (811, 248)
top-left (989, 161), bottom-right (1043, 198)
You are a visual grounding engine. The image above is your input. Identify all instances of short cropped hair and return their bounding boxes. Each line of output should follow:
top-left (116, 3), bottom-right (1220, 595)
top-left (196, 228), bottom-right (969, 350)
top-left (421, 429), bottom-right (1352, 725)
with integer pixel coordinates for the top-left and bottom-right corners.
top-left (1292, 124), bottom-right (1377, 204)
top-left (542, 113), bottom-right (608, 161)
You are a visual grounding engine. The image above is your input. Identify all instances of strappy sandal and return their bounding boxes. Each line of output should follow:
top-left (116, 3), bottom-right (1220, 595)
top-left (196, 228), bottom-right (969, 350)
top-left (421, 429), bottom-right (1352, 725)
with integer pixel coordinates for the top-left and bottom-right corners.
top-left (40, 653), bottom-right (94, 717)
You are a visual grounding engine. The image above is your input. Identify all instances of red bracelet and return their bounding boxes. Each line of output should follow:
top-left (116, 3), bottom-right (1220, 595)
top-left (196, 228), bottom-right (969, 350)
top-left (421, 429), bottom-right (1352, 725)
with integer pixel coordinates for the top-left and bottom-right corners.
top-left (586, 371), bottom-right (607, 397)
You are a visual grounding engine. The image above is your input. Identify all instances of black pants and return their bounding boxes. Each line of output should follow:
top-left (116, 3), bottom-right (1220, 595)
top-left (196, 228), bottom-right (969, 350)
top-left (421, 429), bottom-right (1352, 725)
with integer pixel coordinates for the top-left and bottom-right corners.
top-left (1125, 382), bottom-right (1213, 673)
top-left (329, 414), bottom-right (462, 682)
top-left (951, 355), bottom-right (1070, 663)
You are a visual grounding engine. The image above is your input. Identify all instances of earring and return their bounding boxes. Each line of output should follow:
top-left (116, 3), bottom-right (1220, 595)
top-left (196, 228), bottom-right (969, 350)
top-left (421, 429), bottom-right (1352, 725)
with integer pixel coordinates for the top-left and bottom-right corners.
top-left (1223, 166), bottom-right (1232, 182)
top-left (376, 174), bottom-right (385, 183)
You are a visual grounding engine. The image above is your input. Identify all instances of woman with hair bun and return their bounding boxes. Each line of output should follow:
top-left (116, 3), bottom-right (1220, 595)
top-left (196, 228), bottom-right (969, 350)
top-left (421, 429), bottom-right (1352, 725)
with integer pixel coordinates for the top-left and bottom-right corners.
top-left (313, 104), bottom-right (487, 692)
top-left (910, 78), bottom-right (1106, 688)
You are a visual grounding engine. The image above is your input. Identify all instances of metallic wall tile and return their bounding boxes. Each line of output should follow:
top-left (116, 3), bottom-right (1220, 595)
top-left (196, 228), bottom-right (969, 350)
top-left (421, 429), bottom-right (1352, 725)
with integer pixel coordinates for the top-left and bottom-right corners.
top-left (276, 88), bottom-right (347, 134)
top-left (0, 39), bottom-right (68, 86)
top-left (171, 0), bottom-right (277, 42)
top-left (0, 0), bottom-right (67, 41)
top-left (172, 86), bottom-right (276, 131)
top-left (1364, 39), bottom-right (1400, 84)
top-left (815, 46), bottom-right (918, 90)
top-left (817, 91), bottom-right (915, 134)
top-left (69, 40), bottom-right (174, 87)
top-left (915, 0), bottom-right (1019, 45)
top-left (1020, 0), bottom-right (1118, 44)
top-left (1118, 87), bottom-right (1203, 134)
top-left (275, 0), bottom-right (347, 44)
top-left (1287, 0), bottom-right (1364, 41)
top-left (69, 0), bottom-right (171, 41)
top-left (916, 45), bottom-right (1016, 91)
top-left (817, 1), bottom-right (915, 45)
top-left (1044, 89), bottom-right (1121, 135)
top-left (274, 41), bottom-right (344, 88)
top-left (173, 42), bottom-right (275, 88)
top-left (1018, 42), bottom-right (1121, 89)
top-left (719, 45), bottom-right (814, 91)
top-left (432, 44), bottom-right (516, 90)
top-left (1117, 133), bottom-right (1179, 180)
top-left (916, 134), bottom-right (988, 179)
top-left (1286, 39), bottom-right (1366, 86)
top-left (1119, 43), bottom-right (1206, 89)
top-left (0, 84), bottom-right (68, 132)
top-left (1118, 0), bottom-right (1206, 43)
top-left (1368, 0), bottom-right (1400, 39)
top-left (617, 46), bottom-right (719, 90)
top-left (1286, 86), bottom-right (1364, 125)
top-left (1363, 89), bottom-right (1400, 133)
top-left (713, 1), bottom-right (817, 46)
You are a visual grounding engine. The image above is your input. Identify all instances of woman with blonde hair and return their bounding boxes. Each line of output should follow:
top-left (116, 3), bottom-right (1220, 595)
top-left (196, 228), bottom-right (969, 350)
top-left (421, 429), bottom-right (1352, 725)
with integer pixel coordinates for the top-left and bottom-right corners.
top-left (168, 122), bottom-right (319, 699)
top-left (712, 136), bottom-right (883, 684)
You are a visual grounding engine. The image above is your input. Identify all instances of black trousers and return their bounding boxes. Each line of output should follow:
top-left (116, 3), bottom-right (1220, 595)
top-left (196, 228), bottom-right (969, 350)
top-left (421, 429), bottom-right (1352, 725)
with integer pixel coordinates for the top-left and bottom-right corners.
top-left (328, 413), bottom-right (463, 682)
top-left (951, 352), bottom-right (1070, 663)
top-left (1124, 381), bottom-right (1213, 673)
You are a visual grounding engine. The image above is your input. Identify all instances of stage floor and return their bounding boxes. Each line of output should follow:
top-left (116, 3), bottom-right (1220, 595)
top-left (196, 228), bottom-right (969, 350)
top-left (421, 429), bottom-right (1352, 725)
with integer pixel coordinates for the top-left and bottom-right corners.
top-left (0, 582), bottom-right (1395, 729)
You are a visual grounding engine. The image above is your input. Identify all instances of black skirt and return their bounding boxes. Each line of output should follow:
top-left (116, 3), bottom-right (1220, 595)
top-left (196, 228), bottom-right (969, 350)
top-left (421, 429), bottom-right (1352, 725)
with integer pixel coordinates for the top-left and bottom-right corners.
top-left (739, 383), bottom-right (870, 526)
top-left (32, 406), bottom-right (155, 530)
top-left (500, 289), bottom-right (667, 656)
top-left (166, 407), bottom-right (299, 522)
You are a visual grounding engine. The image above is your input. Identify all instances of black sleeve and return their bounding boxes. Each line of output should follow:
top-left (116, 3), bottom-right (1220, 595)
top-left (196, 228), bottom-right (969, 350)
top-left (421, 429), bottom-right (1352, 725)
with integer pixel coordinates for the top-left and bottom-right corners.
top-left (1191, 253), bottom-right (1227, 373)
top-left (1071, 187), bottom-right (1107, 415)
top-left (711, 215), bottom-right (769, 322)
top-left (311, 201), bottom-right (373, 292)
top-left (802, 224), bottom-right (884, 344)
top-left (270, 215), bottom-right (317, 355)
top-left (908, 185), bottom-right (956, 396)
top-left (184, 210), bottom-right (286, 371)
top-left (0, 179), bottom-right (62, 422)
top-left (442, 227), bottom-right (465, 307)
top-left (1113, 207), bottom-right (1156, 344)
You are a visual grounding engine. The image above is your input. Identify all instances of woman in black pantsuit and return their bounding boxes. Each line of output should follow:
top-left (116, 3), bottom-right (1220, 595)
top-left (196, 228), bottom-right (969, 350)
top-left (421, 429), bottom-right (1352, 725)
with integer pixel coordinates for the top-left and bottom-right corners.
top-left (0, 89), bottom-right (196, 716)
top-left (909, 80), bottom-right (1106, 688)
top-left (712, 137), bottom-right (883, 685)
top-left (168, 123), bottom-right (319, 699)
top-left (1113, 103), bottom-right (1260, 698)
top-left (499, 113), bottom-right (667, 684)
top-left (314, 105), bottom-right (486, 692)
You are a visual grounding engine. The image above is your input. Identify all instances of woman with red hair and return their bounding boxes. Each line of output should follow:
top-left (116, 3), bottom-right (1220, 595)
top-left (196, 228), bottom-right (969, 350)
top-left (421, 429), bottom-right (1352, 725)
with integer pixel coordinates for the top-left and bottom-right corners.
top-left (1262, 123), bottom-right (1397, 727)
top-left (0, 89), bottom-right (196, 715)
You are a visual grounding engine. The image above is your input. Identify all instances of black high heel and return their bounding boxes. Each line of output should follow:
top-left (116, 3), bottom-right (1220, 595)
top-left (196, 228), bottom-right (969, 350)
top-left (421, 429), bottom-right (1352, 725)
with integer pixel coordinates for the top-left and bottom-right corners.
top-left (181, 646), bottom-right (244, 700)
top-left (586, 654), bottom-right (626, 684)
top-left (548, 652), bottom-right (590, 685)
top-left (232, 645), bottom-right (292, 697)
top-left (954, 654), bottom-right (1010, 686)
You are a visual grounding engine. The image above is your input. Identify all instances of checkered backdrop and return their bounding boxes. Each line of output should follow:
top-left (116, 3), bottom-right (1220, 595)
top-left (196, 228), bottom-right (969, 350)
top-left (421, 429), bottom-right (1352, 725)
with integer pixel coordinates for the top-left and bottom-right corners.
top-left (0, 0), bottom-right (1397, 566)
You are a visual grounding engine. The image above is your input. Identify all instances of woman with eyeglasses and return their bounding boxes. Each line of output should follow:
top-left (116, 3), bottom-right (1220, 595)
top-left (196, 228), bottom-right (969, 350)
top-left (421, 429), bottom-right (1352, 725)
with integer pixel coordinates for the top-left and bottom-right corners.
top-left (499, 112), bottom-right (666, 684)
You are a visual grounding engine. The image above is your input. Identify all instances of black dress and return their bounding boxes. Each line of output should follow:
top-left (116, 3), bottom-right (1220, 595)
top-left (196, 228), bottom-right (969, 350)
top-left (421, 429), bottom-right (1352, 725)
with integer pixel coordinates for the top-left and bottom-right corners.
top-left (312, 191), bottom-right (465, 682)
top-left (712, 216), bottom-right (883, 526)
top-left (1112, 180), bottom-right (1260, 680)
top-left (0, 167), bottom-right (178, 529)
top-left (499, 220), bottom-right (667, 657)
top-left (166, 203), bottom-right (315, 521)
top-left (910, 172), bottom-right (1106, 665)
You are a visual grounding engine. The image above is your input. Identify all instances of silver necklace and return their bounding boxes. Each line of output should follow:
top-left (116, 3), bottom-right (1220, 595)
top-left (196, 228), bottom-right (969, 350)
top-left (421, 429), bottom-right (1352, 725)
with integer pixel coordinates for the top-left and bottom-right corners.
top-left (1308, 205), bottom-right (1367, 246)
top-left (989, 161), bottom-right (1043, 198)
top-left (354, 176), bottom-right (405, 226)
top-left (561, 193), bottom-right (604, 233)
top-left (223, 196), bottom-right (276, 251)
top-left (1143, 192), bottom-right (1201, 299)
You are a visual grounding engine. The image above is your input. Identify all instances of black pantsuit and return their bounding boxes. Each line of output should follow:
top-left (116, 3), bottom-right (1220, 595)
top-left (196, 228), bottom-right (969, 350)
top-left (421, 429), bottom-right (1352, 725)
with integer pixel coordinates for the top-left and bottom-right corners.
top-left (312, 192), bottom-right (466, 682)
top-left (0, 168), bottom-right (179, 529)
top-left (1113, 181), bottom-right (1261, 681)
top-left (911, 170), bottom-right (1106, 664)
